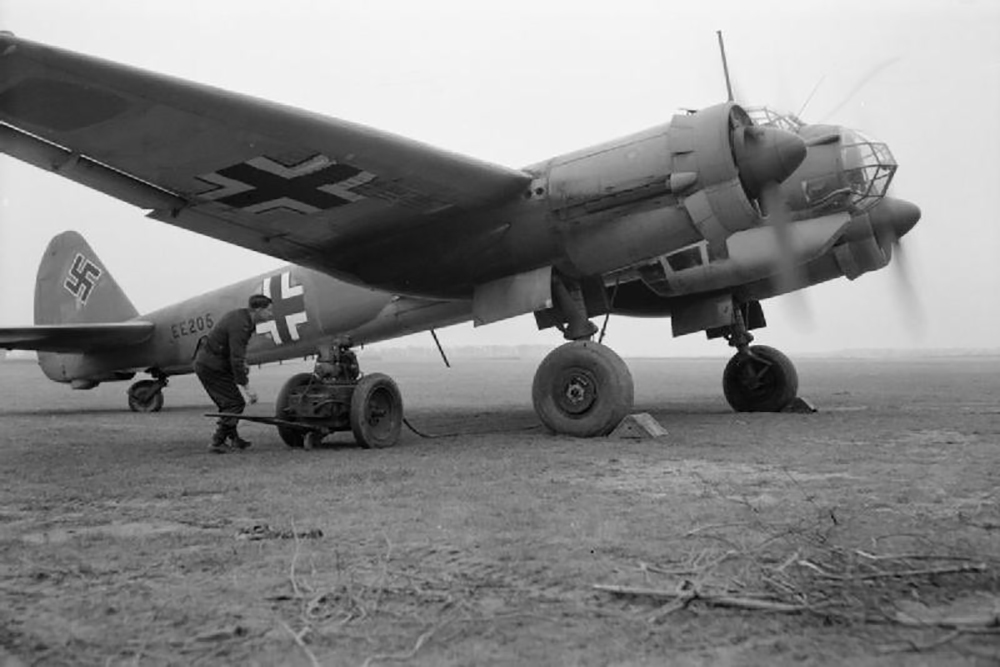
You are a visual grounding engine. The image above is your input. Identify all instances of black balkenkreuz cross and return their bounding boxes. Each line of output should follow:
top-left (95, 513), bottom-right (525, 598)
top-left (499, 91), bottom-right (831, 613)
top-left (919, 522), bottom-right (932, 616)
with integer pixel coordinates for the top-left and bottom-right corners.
top-left (256, 271), bottom-right (308, 345)
top-left (197, 155), bottom-right (376, 215)
top-left (63, 253), bottom-right (102, 303)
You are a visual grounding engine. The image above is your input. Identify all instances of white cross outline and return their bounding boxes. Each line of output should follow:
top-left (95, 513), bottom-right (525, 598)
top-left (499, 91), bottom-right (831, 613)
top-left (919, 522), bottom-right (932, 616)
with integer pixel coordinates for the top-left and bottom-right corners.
top-left (255, 271), bottom-right (308, 345)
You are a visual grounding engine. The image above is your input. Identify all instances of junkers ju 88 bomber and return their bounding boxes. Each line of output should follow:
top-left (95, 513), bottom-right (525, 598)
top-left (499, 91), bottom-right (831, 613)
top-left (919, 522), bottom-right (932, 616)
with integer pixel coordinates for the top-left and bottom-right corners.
top-left (0, 32), bottom-right (920, 446)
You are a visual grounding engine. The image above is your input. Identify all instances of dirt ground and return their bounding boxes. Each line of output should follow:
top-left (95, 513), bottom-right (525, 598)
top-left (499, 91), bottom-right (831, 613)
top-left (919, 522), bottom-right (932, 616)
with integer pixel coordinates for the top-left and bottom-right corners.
top-left (1, 352), bottom-right (998, 666)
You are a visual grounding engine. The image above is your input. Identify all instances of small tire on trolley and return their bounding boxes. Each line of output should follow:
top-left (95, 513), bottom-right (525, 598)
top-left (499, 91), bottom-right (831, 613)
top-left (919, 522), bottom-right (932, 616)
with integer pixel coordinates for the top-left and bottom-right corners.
top-left (127, 379), bottom-right (164, 413)
top-left (350, 373), bottom-right (403, 448)
top-left (723, 344), bottom-right (799, 412)
top-left (275, 372), bottom-right (314, 448)
top-left (532, 341), bottom-right (634, 437)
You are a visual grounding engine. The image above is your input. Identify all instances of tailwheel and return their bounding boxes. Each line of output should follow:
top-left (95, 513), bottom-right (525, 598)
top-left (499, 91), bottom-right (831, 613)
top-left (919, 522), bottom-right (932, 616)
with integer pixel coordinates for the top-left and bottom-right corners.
top-left (127, 378), bottom-right (165, 413)
top-left (350, 373), bottom-right (403, 448)
top-left (532, 341), bottom-right (634, 437)
top-left (723, 344), bottom-right (799, 412)
top-left (275, 372), bottom-right (314, 447)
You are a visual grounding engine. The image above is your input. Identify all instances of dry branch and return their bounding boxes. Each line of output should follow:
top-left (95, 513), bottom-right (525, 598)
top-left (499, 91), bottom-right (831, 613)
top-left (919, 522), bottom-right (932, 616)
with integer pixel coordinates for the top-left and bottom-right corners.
top-left (593, 583), bottom-right (810, 613)
top-left (798, 559), bottom-right (987, 581)
top-left (361, 625), bottom-right (438, 667)
top-left (280, 621), bottom-right (320, 667)
top-left (878, 629), bottom-right (965, 654)
top-left (893, 610), bottom-right (1000, 630)
top-left (289, 519), bottom-right (306, 599)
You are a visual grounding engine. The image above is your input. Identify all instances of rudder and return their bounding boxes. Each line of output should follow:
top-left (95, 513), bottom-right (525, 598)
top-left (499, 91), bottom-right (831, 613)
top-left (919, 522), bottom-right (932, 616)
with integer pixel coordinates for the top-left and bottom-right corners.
top-left (34, 231), bottom-right (138, 325)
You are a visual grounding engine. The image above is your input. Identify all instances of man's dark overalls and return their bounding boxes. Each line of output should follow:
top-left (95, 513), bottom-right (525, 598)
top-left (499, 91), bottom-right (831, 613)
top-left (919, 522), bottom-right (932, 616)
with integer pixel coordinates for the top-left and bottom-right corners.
top-left (194, 308), bottom-right (254, 451)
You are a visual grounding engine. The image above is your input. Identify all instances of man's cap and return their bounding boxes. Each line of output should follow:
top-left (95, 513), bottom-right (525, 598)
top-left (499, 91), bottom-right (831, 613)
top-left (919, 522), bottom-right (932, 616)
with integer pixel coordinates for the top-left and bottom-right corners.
top-left (248, 294), bottom-right (272, 309)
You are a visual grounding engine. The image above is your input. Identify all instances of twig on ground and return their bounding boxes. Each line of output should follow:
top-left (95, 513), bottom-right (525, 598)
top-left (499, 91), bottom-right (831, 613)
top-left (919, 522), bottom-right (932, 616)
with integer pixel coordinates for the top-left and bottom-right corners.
top-left (280, 621), bottom-right (320, 667)
top-left (774, 549), bottom-right (802, 573)
top-left (361, 625), bottom-right (438, 667)
top-left (372, 532), bottom-right (394, 614)
top-left (290, 519), bottom-right (304, 599)
top-left (648, 595), bottom-right (696, 623)
top-left (593, 583), bottom-right (810, 613)
top-left (879, 629), bottom-right (965, 654)
top-left (802, 561), bottom-right (987, 581)
top-left (796, 559), bottom-right (837, 577)
top-left (893, 610), bottom-right (1000, 630)
top-left (855, 550), bottom-right (981, 563)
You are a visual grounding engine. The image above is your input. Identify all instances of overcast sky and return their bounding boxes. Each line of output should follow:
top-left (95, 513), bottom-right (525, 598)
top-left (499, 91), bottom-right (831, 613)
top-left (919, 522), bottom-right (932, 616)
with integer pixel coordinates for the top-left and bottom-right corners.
top-left (1, 0), bottom-right (998, 357)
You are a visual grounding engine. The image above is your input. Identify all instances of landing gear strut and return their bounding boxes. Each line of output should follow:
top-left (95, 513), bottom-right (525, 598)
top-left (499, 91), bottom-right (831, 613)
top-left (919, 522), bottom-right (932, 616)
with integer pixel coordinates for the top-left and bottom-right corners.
top-left (531, 273), bottom-right (634, 436)
top-left (127, 374), bottom-right (168, 413)
top-left (721, 307), bottom-right (798, 412)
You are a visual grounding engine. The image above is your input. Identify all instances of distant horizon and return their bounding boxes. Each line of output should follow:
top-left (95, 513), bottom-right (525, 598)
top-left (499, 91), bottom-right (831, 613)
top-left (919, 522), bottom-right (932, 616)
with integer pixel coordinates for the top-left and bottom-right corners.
top-left (5, 343), bottom-right (999, 365)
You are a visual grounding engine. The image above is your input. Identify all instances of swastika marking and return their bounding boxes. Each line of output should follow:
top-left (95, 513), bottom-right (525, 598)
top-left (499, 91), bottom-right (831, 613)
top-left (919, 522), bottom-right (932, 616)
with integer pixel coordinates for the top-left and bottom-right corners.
top-left (63, 253), bottom-right (102, 304)
top-left (255, 271), bottom-right (308, 345)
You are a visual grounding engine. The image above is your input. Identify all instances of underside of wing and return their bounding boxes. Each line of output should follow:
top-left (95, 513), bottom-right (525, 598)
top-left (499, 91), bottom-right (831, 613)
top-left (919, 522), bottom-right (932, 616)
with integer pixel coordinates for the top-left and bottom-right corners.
top-left (0, 322), bottom-right (155, 353)
top-left (0, 34), bottom-right (532, 293)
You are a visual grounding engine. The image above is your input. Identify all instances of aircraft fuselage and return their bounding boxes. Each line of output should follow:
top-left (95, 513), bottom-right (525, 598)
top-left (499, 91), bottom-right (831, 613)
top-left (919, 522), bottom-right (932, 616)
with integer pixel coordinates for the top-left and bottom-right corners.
top-left (38, 266), bottom-right (470, 385)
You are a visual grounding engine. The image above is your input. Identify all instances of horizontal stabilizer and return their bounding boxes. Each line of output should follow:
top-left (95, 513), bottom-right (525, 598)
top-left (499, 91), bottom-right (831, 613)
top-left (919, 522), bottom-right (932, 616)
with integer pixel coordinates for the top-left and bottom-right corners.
top-left (0, 321), bottom-right (154, 353)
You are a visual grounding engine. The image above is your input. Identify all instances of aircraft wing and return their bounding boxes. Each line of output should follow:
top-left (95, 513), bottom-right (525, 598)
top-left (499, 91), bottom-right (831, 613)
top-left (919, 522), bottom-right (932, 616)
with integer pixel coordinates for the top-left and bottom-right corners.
top-left (0, 34), bottom-right (532, 291)
top-left (0, 322), bottom-right (155, 353)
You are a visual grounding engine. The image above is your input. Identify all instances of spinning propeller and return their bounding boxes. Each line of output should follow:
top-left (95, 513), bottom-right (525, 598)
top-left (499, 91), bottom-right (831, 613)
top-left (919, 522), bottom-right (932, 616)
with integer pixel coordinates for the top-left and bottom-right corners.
top-left (717, 32), bottom-right (810, 306)
top-left (871, 196), bottom-right (924, 327)
top-left (716, 31), bottom-right (922, 327)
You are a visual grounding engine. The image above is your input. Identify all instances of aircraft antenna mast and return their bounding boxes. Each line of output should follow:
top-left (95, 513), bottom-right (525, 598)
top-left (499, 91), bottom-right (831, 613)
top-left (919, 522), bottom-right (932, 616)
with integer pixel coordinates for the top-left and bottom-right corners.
top-left (716, 30), bottom-right (734, 102)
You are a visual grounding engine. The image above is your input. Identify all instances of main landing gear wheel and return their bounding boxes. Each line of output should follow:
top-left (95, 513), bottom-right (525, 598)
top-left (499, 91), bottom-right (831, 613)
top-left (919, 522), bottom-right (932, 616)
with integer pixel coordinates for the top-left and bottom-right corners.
top-left (275, 372), bottom-right (313, 448)
top-left (532, 341), bottom-right (634, 437)
top-left (127, 379), bottom-right (165, 413)
top-left (350, 373), bottom-right (403, 449)
top-left (723, 345), bottom-right (799, 412)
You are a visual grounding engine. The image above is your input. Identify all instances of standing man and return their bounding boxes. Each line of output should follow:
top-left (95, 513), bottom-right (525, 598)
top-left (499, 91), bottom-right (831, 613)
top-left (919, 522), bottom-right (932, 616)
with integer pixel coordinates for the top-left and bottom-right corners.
top-left (194, 294), bottom-right (273, 453)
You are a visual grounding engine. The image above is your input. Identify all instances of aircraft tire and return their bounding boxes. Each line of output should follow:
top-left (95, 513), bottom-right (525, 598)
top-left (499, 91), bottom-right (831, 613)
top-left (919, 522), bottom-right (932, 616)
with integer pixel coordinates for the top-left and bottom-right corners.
top-left (350, 373), bottom-right (403, 448)
top-left (532, 341), bottom-right (634, 437)
top-left (723, 345), bottom-right (799, 412)
top-left (275, 372), bottom-right (314, 447)
top-left (127, 379), bottom-right (164, 413)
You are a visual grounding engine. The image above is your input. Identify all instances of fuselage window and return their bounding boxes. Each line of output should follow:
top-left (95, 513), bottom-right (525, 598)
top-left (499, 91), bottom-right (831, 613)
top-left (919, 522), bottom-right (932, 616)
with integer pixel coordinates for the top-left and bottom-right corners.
top-left (665, 246), bottom-right (703, 272)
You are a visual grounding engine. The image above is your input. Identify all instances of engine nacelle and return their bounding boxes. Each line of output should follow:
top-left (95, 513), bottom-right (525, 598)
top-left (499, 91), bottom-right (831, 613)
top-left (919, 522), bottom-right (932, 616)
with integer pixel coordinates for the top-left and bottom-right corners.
top-left (832, 213), bottom-right (891, 280)
top-left (537, 103), bottom-right (806, 277)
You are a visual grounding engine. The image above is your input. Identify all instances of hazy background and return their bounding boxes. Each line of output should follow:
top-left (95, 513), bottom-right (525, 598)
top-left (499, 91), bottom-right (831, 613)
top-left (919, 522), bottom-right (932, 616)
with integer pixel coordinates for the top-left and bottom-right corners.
top-left (1, 0), bottom-right (998, 357)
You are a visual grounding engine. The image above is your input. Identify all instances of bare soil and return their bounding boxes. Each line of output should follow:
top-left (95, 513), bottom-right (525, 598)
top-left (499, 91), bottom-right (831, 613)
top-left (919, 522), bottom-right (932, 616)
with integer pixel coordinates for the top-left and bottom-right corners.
top-left (1, 353), bottom-right (998, 666)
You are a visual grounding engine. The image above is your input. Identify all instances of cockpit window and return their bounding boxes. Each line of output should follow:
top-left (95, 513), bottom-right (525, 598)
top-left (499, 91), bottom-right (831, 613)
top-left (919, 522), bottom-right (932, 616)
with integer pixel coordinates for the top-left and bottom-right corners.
top-left (749, 106), bottom-right (897, 214)
top-left (745, 106), bottom-right (806, 133)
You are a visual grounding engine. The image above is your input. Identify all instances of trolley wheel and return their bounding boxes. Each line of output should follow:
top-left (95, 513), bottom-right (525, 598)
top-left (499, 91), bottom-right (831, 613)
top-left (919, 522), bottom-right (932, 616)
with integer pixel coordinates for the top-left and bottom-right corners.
top-left (275, 372), bottom-right (314, 447)
top-left (350, 373), bottom-right (403, 448)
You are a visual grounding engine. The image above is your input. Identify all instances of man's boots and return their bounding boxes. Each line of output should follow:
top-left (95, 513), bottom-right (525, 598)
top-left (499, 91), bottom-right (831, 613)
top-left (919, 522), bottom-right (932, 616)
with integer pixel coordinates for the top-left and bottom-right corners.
top-left (229, 432), bottom-right (252, 450)
top-left (208, 428), bottom-right (230, 454)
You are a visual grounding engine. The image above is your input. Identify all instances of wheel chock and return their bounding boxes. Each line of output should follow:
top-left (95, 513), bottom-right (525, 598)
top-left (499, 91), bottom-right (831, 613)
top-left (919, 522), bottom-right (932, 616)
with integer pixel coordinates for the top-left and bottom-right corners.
top-left (781, 397), bottom-right (818, 413)
top-left (611, 413), bottom-right (668, 439)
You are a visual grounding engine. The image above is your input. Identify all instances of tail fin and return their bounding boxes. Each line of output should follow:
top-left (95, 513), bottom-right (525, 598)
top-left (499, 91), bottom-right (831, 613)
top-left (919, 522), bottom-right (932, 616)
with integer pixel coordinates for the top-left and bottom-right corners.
top-left (34, 231), bottom-right (138, 325)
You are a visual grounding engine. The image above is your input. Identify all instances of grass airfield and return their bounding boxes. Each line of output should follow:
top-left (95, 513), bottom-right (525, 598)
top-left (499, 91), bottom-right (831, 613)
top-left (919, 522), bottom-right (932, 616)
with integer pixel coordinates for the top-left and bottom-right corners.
top-left (1, 353), bottom-right (998, 666)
